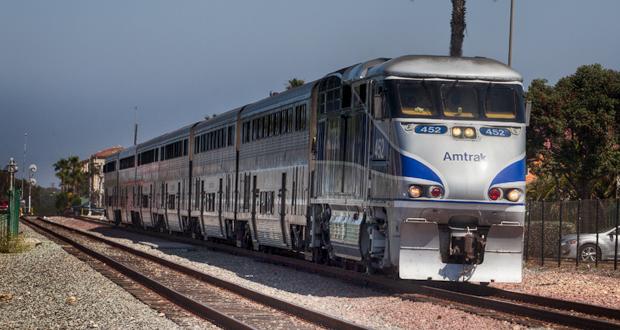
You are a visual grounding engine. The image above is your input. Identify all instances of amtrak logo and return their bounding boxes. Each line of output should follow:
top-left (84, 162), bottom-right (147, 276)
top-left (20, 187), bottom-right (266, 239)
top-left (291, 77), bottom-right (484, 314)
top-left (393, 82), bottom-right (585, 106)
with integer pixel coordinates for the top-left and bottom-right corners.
top-left (443, 152), bottom-right (487, 162)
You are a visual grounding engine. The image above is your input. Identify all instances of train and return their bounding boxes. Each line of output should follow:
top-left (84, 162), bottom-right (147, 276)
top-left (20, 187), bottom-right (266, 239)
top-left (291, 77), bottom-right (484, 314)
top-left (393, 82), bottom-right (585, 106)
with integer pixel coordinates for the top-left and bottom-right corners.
top-left (103, 55), bottom-right (530, 282)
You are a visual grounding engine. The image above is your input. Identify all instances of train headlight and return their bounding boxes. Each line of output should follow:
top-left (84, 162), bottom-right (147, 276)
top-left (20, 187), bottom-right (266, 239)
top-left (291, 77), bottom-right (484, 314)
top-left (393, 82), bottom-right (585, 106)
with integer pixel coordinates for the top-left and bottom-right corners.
top-left (429, 186), bottom-right (443, 198)
top-left (408, 185), bottom-right (423, 198)
top-left (488, 188), bottom-right (501, 201)
top-left (506, 189), bottom-right (522, 202)
top-left (464, 127), bottom-right (476, 138)
top-left (451, 127), bottom-right (463, 137)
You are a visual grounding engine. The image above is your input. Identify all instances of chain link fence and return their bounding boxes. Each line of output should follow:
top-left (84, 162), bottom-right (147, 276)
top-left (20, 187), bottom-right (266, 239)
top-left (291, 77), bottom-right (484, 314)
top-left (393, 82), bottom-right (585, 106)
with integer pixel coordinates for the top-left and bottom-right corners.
top-left (525, 199), bottom-right (620, 270)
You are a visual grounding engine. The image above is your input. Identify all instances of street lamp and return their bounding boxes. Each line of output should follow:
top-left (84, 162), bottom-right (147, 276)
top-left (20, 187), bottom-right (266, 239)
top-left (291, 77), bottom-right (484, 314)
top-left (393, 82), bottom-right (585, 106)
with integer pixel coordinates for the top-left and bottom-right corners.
top-left (6, 158), bottom-right (18, 191)
top-left (28, 164), bottom-right (37, 215)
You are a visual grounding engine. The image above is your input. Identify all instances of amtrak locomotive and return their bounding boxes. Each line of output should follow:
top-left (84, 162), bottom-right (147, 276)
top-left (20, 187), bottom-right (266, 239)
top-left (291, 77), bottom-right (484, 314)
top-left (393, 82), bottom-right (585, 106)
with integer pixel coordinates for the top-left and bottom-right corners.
top-left (103, 55), bottom-right (529, 282)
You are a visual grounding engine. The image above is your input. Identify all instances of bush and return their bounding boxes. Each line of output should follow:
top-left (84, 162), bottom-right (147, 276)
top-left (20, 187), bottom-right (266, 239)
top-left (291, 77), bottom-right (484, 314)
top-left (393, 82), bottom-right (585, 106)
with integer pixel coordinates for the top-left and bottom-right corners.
top-left (525, 221), bottom-right (576, 259)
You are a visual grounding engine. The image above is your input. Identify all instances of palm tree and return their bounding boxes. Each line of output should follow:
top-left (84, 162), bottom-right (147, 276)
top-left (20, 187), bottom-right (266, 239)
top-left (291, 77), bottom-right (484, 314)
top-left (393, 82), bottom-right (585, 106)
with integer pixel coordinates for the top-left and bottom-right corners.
top-left (53, 158), bottom-right (70, 192)
top-left (53, 156), bottom-right (86, 194)
top-left (286, 78), bottom-right (305, 90)
top-left (450, 0), bottom-right (466, 57)
top-left (66, 156), bottom-right (85, 194)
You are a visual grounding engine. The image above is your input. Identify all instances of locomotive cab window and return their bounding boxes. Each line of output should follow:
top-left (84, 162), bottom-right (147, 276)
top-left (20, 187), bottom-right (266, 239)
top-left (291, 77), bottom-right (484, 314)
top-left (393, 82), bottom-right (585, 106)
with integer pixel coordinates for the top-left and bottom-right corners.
top-left (485, 84), bottom-right (518, 119)
top-left (440, 82), bottom-right (479, 118)
top-left (398, 82), bottom-right (435, 116)
top-left (389, 80), bottom-right (524, 122)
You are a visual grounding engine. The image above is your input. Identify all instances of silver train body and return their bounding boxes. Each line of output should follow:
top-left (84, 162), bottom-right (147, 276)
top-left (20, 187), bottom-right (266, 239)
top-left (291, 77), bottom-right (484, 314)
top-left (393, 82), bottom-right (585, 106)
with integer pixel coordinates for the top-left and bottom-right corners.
top-left (103, 55), bottom-right (528, 282)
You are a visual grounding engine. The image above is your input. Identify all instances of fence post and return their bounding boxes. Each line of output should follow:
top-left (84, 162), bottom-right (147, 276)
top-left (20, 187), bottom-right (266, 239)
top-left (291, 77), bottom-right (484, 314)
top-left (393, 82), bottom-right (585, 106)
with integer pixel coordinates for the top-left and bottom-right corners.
top-left (615, 198), bottom-right (619, 271)
top-left (576, 199), bottom-right (581, 268)
top-left (8, 189), bottom-right (20, 237)
top-left (558, 202), bottom-right (563, 267)
top-left (595, 200), bottom-right (599, 267)
top-left (541, 200), bottom-right (545, 266)
top-left (525, 200), bottom-right (531, 262)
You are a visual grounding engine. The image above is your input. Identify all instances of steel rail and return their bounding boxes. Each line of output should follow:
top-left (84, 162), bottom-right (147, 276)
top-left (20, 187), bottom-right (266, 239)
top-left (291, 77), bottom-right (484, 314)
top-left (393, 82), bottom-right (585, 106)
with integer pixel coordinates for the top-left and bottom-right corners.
top-left (68, 215), bottom-right (620, 329)
top-left (22, 217), bottom-right (254, 330)
top-left (29, 217), bottom-right (366, 330)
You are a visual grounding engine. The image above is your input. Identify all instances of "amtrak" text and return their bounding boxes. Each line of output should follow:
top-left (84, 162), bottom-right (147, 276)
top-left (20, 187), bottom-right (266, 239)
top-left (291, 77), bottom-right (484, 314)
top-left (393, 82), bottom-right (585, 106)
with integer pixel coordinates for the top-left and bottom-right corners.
top-left (443, 152), bottom-right (487, 162)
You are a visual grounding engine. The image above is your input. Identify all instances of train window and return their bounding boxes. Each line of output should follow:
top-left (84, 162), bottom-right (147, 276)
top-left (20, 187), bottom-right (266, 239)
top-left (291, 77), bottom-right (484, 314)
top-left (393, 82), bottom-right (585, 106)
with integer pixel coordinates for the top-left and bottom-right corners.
top-left (259, 191), bottom-right (274, 214)
top-left (282, 110), bottom-right (288, 134)
top-left (295, 104), bottom-right (307, 131)
top-left (441, 82), bottom-right (479, 118)
top-left (142, 194), bottom-right (149, 208)
top-left (228, 126), bottom-right (235, 146)
top-left (242, 173), bottom-right (251, 212)
top-left (274, 112), bottom-right (280, 136)
top-left (485, 85), bottom-right (517, 119)
top-left (264, 116), bottom-right (270, 138)
top-left (287, 108), bottom-right (294, 132)
top-left (204, 193), bottom-right (216, 212)
top-left (354, 84), bottom-right (367, 108)
top-left (103, 161), bottom-right (116, 173)
top-left (139, 149), bottom-right (157, 165)
top-left (167, 194), bottom-right (175, 210)
top-left (342, 85), bottom-right (352, 109)
top-left (398, 82), bottom-right (435, 116)
top-left (119, 156), bottom-right (135, 170)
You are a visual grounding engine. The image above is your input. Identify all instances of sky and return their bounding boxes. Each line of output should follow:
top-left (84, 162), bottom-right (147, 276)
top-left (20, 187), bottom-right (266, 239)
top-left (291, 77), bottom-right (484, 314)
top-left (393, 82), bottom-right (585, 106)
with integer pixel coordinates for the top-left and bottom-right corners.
top-left (1, 0), bottom-right (619, 187)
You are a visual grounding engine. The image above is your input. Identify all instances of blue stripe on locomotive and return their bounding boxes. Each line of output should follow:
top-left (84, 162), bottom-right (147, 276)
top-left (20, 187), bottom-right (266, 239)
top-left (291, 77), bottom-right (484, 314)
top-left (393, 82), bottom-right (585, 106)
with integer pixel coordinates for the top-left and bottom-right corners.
top-left (400, 154), bottom-right (443, 185)
top-left (490, 158), bottom-right (526, 186)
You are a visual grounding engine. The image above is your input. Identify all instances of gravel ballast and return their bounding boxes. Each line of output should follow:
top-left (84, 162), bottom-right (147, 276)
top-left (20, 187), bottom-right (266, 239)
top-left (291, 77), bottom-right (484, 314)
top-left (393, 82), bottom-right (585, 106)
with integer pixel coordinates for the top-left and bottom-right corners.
top-left (493, 265), bottom-right (620, 309)
top-left (0, 225), bottom-right (185, 330)
top-left (51, 217), bottom-right (523, 329)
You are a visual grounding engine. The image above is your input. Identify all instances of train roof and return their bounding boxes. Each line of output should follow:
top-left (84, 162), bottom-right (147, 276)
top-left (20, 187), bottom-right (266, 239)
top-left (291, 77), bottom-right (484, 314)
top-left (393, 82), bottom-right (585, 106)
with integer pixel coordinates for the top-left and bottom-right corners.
top-left (117, 145), bottom-right (136, 159)
top-left (195, 107), bottom-right (241, 131)
top-left (241, 83), bottom-right (313, 118)
top-left (364, 55), bottom-right (522, 82)
top-left (138, 122), bottom-right (196, 151)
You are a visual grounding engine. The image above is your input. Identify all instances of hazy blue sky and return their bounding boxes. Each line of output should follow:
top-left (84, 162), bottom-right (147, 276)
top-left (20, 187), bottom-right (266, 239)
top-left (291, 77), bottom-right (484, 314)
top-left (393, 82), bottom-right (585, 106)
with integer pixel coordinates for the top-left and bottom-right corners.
top-left (1, 0), bottom-right (619, 187)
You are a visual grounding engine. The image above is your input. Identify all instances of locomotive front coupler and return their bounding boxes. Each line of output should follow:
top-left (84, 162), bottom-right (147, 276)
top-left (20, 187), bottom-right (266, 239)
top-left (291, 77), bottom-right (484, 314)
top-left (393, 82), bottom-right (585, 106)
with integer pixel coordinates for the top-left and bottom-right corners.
top-left (448, 226), bottom-right (486, 264)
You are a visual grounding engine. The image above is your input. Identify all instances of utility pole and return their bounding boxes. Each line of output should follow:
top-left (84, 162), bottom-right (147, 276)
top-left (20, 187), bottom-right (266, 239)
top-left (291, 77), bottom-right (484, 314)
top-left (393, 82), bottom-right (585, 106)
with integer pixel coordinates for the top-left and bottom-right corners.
top-left (133, 106), bottom-right (138, 146)
top-left (88, 157), bottom-right (93, 216)
top-left (508, 0), bottom-right (515, 66)
top-left (20, 133), bottom-right (27, 199)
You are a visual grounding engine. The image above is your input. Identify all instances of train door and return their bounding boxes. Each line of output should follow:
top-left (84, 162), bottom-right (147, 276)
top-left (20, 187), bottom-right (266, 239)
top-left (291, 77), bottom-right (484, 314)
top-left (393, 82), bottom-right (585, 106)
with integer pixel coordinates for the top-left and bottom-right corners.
top-left (279, 172), bottom-right (287, 245)
top-left (218, 178), bottom-right (224, 237)
top-left (251, 175), bottom-right (258, 245)
top-left (199, 179), bottom-right (206, 237)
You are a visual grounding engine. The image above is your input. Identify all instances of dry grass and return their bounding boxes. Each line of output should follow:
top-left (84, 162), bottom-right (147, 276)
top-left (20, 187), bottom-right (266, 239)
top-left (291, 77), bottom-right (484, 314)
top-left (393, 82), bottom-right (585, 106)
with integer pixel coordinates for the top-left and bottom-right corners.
top-left (0, 234), bottom-right (33, 254)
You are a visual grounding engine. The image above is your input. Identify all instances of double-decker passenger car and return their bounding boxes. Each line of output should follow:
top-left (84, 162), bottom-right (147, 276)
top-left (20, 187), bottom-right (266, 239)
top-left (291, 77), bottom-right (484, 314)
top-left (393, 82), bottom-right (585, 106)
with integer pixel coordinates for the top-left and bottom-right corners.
top-left (103, 55), bottom-right (529, 282)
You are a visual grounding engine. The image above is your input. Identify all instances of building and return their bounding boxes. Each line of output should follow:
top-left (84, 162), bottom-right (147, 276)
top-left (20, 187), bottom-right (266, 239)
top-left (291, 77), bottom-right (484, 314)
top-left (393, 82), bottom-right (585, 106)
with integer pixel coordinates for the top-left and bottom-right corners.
top-left (82, 146), bottom-right (123, 207)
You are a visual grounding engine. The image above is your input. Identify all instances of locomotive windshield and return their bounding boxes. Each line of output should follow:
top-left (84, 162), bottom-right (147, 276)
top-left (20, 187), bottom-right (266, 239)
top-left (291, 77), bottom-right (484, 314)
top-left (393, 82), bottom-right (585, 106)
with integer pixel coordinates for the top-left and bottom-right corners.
top-left (388, 80), bottom-right (525, 122)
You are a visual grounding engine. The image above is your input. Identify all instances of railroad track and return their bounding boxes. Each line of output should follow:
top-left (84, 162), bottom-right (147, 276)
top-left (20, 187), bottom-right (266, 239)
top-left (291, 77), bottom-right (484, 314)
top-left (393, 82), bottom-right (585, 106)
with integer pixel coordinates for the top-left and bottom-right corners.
top-left (65, 215), bottom-right (620, 329)
top-left (22, 216), bottom-right (365, 330)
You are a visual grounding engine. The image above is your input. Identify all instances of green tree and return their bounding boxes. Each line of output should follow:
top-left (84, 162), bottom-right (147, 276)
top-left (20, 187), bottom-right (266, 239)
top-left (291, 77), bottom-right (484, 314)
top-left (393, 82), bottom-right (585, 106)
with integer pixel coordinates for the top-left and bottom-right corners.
top-left (53, 156), bottom-right (86, 195)
top-left (449, 0), bottom-right (466, 57)
top-left (286, 78), bottom-right (305, 90)
top-left (527, 64), bottom-right (620, 199)
top-left (53, 158), bottom-right (70, 192)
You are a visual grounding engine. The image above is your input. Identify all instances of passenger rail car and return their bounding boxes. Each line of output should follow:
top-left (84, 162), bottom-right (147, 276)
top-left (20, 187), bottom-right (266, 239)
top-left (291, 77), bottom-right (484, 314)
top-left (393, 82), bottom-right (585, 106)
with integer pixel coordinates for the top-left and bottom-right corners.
top-left (103, 55), bottom-right (530, 282)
